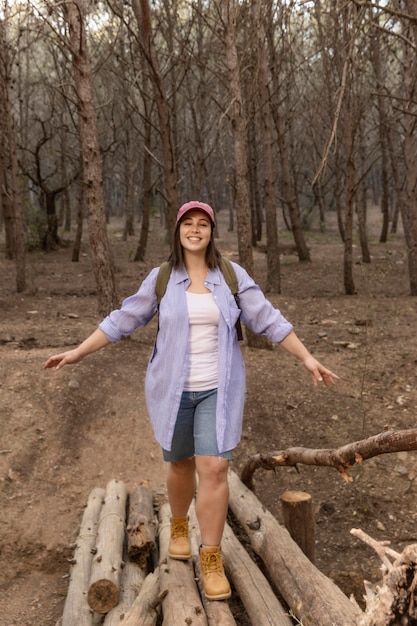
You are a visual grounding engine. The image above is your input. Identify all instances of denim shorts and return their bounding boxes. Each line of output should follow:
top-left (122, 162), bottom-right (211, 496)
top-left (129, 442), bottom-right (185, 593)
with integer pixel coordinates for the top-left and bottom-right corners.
top-left (162, 388), bottom-right (233, 462)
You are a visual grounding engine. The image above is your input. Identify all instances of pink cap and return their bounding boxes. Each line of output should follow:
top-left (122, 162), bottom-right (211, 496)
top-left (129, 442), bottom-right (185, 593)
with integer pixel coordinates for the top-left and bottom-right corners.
top-left (176, 201), bottom-right (215, 225)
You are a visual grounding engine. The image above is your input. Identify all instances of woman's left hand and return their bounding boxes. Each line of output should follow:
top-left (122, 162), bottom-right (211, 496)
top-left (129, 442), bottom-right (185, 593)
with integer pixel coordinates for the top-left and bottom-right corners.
top-left (302, 355), bottom-right (340, 387)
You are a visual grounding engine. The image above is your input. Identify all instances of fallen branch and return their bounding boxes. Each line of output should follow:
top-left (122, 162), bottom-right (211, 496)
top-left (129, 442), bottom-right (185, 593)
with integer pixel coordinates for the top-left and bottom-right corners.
top-left (241, 428), bottom-right (417, 489)
top-left (352, 529), bottom-right (417, 626)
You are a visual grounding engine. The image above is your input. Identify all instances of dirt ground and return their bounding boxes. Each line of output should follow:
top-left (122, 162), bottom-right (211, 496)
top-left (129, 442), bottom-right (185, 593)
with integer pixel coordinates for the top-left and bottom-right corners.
top-left (0, 207), bottom-right (416, 625)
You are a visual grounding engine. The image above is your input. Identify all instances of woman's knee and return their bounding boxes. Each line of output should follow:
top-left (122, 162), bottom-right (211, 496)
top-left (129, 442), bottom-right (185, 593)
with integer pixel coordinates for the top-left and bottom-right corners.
top-left (196, 456), bottom-right (229, 485)
top-left (169, 456), bottom-right (195, 477)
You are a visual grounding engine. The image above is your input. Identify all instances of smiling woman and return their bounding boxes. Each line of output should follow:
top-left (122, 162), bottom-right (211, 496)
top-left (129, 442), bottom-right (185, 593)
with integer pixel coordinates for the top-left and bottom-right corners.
top-left (43, 200), bottom-right (339, 602)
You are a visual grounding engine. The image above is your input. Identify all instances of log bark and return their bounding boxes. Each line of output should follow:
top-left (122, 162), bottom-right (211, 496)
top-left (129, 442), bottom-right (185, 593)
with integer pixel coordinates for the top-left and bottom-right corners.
top-left (188, 505), bottom-right (237, 626)
top-left (227, 470), bottom-right (361, 626)
top-left (102, 561), bottom-right (145, 625)
top-left (222, 522), bottom-right (292, 626)
top-left (127, 481), bottom-right (156, 568)
top-left (87, 480), bottom-right (128, 614)
top-left (280, 491), bottom-right (315, 563)
top-left (62, 487), bottom-right (105, 626)
top-left (158, 503), bottom-right (208, 626)
top-left (241, 428), bottom-right (417, 489)
top-left (119, 569), bottom-right (162, 626)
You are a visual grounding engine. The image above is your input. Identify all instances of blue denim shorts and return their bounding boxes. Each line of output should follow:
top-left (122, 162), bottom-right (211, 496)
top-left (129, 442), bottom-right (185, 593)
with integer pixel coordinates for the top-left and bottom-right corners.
top-left (162, 388), bottom-right (233, 462)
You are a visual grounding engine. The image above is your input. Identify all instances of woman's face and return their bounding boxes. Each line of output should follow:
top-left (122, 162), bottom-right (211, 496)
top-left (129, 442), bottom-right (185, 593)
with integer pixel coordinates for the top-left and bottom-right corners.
top-left (179, 210), bottom-right (212, 254)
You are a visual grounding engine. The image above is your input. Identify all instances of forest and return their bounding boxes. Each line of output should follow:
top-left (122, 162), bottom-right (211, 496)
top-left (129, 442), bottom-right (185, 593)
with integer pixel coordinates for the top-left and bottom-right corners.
top-left (1, 0), bottom-right (417, 310)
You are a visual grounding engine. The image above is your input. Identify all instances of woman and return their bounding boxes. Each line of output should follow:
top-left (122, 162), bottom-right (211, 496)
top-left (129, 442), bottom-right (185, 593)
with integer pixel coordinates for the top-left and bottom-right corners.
top-left (44, 200), bottom-right (339, 601)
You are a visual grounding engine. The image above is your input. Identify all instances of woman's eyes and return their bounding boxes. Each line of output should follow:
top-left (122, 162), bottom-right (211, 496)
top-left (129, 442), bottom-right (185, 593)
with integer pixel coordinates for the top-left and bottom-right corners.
top-left (184, 221), bottom-right (209, 227)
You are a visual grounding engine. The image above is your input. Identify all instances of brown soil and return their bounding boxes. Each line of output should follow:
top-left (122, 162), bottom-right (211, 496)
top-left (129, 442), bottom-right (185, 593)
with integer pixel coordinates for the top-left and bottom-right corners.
top-left (1, 208), bottom-right (416, 625)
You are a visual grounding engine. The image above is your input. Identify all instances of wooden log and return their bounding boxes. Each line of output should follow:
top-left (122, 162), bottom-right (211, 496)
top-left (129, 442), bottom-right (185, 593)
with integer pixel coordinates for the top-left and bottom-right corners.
top-left (222, 522), bottom-right (292, 626)
top-left (158, 502), bottom-right (208, 626)
top-left (227, 470), bottom-right (362, 626)
top-left (117, 569), bottom-right (162, 626)
top-left (280, 490), bottom-right (315, 563)
top-left (102, 561), bottom-right (145, 625)
top-left (188, 504), bottom-right (237, 626)
top-left (127, 480), bottom-right (157, 568)
top-left (87, 479), bottom-right (128, 614)
top-left (61, 487), bottom-right (105, 626)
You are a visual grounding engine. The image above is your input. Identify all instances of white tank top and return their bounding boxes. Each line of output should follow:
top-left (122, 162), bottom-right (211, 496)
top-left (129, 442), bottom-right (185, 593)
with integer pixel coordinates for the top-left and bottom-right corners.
top-left (184, 291), bottom-right (219, 391)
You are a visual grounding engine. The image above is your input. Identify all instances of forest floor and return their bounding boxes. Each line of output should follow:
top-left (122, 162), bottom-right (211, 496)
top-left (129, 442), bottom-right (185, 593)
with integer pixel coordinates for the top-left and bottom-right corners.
top-left (0, 206), bottom-right (416, 625)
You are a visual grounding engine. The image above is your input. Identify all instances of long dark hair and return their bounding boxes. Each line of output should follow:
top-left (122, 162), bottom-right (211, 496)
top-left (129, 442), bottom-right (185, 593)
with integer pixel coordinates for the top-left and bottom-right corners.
top-left (168, 218), bottom-right (222, 269)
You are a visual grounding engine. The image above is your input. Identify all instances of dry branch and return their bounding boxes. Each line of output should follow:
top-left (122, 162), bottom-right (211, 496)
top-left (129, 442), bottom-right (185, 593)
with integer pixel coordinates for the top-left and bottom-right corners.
top-left (61, 487), bottom-right (105, 626)
top-left (127, 480), bottom-right (156, 568)
top-left (241, 428), bottom-right (417, 489)
top-left (87, 479), bottom-right (128, 614)
top-left (227, 470), bottom-right (362, 626)
top-left (352, 529), bottom-right (417, 626)
top-left (158, 503), bottom-right (208, 626)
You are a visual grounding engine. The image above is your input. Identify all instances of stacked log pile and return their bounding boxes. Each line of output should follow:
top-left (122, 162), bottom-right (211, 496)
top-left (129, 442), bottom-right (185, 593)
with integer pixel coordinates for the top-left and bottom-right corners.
top-left (56, 461), bottom-right (417, 625)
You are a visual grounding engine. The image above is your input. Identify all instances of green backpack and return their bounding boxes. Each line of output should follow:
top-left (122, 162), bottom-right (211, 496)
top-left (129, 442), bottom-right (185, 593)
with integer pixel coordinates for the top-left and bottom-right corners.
top-left (155, 257), bottom-right (243, 341)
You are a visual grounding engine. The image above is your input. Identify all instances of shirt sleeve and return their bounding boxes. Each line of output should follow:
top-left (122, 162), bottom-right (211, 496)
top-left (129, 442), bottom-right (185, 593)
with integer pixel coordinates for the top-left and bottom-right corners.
top-left (231, 262), bottom-right (294, 342)
top-left (98, 267), bottom-right (159, 342)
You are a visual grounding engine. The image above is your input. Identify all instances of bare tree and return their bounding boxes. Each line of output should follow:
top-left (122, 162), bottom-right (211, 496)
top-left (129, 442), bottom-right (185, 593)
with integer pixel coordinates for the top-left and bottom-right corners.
top-left (0, 12), bottom-right (26, 291)
top-left (61, 0), bottom-right (118, 316)
top-left (131, 0), bottom-right (179, 239)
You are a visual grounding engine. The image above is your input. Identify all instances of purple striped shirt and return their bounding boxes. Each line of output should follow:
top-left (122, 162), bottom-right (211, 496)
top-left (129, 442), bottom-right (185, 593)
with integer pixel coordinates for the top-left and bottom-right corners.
top-left (99, 262), bottom-right (293, 452)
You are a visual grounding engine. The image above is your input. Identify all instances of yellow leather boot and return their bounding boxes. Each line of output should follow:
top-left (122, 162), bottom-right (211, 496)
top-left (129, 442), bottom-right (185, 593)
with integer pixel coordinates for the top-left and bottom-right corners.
top-left (199, 545), bottom-right (231, 600)
top-left (168, 517), bottom-right (191, 560)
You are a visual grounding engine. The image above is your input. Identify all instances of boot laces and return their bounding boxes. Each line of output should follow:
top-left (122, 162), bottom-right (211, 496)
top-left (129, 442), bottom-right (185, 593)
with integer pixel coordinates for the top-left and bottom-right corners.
top-left (201, 551), bottom-right (223, 574)
top-left (171, 520), bottom-right (188, 539)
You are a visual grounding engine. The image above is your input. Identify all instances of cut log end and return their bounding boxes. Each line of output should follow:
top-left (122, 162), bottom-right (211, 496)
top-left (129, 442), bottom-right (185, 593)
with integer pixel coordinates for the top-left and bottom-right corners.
top-left (87, 578), bottom-right (120, 614)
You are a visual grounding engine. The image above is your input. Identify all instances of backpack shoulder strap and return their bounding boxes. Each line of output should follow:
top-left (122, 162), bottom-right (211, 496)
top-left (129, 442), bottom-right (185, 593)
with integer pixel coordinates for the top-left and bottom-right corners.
top-left (155, 261), bottom-right (172, 306)
top-left (219, 256), bottom-right (243, 341)
top-left (219, 256), bottom-right (238, 295)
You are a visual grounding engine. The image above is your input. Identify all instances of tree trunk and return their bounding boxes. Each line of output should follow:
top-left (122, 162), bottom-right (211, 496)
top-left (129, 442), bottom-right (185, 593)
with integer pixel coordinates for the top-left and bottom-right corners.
top-left (87, 480), bottom-right (128, 614)
top-left (62, 0), bottom-right (118, 317)
top-left (223, 0), bottom-right (254, 275)
top-left (134, 69), bottom-right (152, 263)
top-left (252, 0), bottom-right (281, 293)
top-left (0, 15), bottom-right (26, 290)
top-left (399, 3), bottom-right (417, 295)
top-left (227, 470), bottom-right (361, 626)
top-left (62, 487), bottom-right (105, 626)
top-left (131, 0), bottom-right (179, 239)
top-left (266, 2), bottom-right (311, 263)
